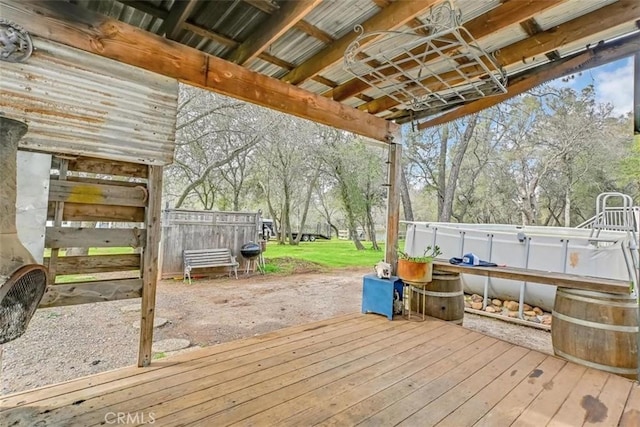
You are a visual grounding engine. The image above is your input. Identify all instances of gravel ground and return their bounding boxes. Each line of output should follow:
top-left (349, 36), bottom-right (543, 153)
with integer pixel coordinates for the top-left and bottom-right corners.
top-left (1, 268), bottom-right (552, 395)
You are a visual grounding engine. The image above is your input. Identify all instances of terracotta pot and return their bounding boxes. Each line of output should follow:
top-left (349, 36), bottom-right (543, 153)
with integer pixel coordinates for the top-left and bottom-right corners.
top-left (397, 259), bottom-right (433, 283)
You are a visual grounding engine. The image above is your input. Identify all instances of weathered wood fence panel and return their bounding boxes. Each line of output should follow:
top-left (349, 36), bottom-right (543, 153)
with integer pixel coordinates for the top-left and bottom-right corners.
top-left (160, 209), bottom-right (261, 279)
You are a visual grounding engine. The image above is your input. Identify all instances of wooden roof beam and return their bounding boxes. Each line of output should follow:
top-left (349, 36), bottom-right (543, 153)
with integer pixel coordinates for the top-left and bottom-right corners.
top-left (227, 0), bottom-right (322, 66)
top-left (325, 0), bottom-right (565, 103)
top-left (159, 0), bottom-right (199, 39)
top-left (360, 0), bottom-right (640, 114)
top-left (2, 0), bottom-right (397, 142)
top-left (281, 0), bottom-right (440, 85)
top-left (416, 32), bottom-right (640, 130)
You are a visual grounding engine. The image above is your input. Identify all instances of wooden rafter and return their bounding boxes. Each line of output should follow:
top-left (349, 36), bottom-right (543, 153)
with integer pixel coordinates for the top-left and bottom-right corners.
top-left (281, 0), bottom-right (440, 85)
top-left (2, 0), bottom-right (396, 142)
top-left (359, 0), bottom-right (640, 114)
top-left (415, 32), bottom-right (640, 130)
top-left (227, 0), bottom-right (322, 65)
top-left (159, 0), bottom-right (199, 39)
top-left (325, 0), bottom-right (565, 103)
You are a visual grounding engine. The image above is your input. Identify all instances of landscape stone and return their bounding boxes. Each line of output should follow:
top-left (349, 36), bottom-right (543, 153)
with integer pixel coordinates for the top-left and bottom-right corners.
top-left (464, 301), bottom-right (472, 308)
top-left (492, 299), bottom-right (503, 307)
top-left (485, 306), bottom-right (497, 313)
top-left (505, 301), bottom-right (519, 311)
top-left (471, 302), bottom-right (483, 310)
top-left (471, 294), bottom-right (483, 303)
top-left (507, 311), bottom-right (518, 318)
top-left (152, 338), bottom-right (191, 353)
top-left (133, 317), bottom-right (168, 329)
top-left (541, 315), bottom-right (552, 325)
top-left (524, 310), bottom-right (537, 317)
top-left (533, 307), bottom-right (544, 315)
top-left (523, 304), bottom-right (533, 311)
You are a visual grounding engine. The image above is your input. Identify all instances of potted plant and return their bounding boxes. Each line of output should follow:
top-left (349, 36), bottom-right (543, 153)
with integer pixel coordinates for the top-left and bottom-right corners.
top-left (397, 246), bottom-right (441, 283)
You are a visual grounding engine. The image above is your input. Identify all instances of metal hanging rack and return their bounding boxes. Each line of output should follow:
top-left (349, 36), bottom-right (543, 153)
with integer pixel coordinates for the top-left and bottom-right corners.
top-left (343, 0), bottom-right (507, 111)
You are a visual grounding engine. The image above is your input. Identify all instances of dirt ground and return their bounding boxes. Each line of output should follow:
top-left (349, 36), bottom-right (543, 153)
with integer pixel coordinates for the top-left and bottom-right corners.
top-left (1, 267), bottom-right (552, 395)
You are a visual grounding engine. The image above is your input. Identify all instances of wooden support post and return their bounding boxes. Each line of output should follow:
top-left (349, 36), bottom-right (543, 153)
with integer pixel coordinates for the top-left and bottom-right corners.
top-left (47, 158), bottom-right (68, 282)
top-left (385, 134), bottom-right (402, 273)
top-left (634, 52), bottom-right (640, 383)
top-left (138, 165), bottom-right (163, 367)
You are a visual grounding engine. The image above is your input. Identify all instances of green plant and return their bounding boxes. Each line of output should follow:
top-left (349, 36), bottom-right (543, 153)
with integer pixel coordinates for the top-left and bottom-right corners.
top-left (398, 246), bottom-right (441, 262)
top-left (152, 352), bottom-right (166, 360)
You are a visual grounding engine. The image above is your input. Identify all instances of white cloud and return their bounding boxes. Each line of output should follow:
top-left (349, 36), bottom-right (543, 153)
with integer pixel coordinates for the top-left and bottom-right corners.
top-left (592, 58), bottom-right (634, 116)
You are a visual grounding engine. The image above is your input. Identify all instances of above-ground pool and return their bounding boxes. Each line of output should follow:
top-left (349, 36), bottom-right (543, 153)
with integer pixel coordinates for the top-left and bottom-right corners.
top-left (403, 222), bottom-right (636, 311)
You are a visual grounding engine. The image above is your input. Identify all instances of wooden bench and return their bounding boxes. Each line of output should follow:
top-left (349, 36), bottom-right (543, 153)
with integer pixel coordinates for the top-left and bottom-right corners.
top-left (183, 249), bottom-right (239, 284)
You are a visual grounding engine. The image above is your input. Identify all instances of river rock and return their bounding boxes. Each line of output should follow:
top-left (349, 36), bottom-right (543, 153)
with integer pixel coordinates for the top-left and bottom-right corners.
top-left (524, 310), bottom-right (537, 317)
top-left (491, 299), bottom-right (502, 307)
top-left (485, 306), bottom-right (497, 313)
top-left (523, 304), bottom-right (533, 311)
top-left (533, 307), bottom-right (544, 315)
top-left (471, 294), bottom-right (483, 303)
top-left (507, 311), bottom-right (518, 318)
top-left (464, 301), bottom-right (472, 308)
top-left (541, 315), bottom-right (552, 325)
top-left (471, 302), bottom-right (483, 310)
top-left (505, 301), bottom-right (519, 311)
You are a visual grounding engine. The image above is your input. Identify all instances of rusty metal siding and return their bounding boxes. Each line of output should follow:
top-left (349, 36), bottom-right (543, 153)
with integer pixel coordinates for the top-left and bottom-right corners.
top-left (1, 37), bottom-right (178, 165)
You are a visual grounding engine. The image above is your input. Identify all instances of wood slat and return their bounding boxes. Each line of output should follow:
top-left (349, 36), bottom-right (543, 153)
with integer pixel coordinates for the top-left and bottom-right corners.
top-left (42, 254), bottom-right (141, 275)
top-left (432, 260), bottom-right (631, 294)
top-left (620, 384), bottom-right (640, 427)
top-left (0, 313), bottom-right (367, 409)
top-left (45, 227), bottom-right (145, 249)
top-left (65, 157), bottom-right (148, 178)
top-left (38, 278), bottom-right (143, 308)
top-left (19, 316), bottom-right (399, 425)
top-left (547, 369), bottom-right (612, 427)
top-left (47, 202), bottom-right (146, 222)
top-left (49, 180), bottom-right (148, 207)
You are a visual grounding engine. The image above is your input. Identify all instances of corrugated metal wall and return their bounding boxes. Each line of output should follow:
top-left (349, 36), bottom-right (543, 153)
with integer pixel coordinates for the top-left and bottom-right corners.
top-left (160, 210), bottom-right (261, 279)
top-left (0, 37), bottom-right (178, 165)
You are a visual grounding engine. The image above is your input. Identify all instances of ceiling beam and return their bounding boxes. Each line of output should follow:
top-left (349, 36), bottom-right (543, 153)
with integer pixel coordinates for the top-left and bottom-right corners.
top-left (325, 0), bottom-right (565, 103)
top-left (227, 0), bottom-right (322, 66)
top-left (416, 32), bottom-right (640, 130)
top-left (281, 0), bottom-right (440, 85)
top-left (158, 0), bottom-right (199, 39)
top-left (2, 0), bottom-right (397, 142)
top-left (360, 0), bottom-right (640, 114)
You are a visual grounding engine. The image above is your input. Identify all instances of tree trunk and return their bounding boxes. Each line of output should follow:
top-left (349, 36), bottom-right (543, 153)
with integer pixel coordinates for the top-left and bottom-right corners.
top-left (294, 166), bottom-right (321, 244)
top-left (441, 115), bottom-right (478, 222)
top-left (400, 166), bottom-right (414, 221)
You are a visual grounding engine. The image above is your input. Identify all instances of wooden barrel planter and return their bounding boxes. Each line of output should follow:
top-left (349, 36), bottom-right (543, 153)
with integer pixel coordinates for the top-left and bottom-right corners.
top-left (409, 271), bottom-right (464, 325)
top-left (552, 288), bottom-right (638, 379)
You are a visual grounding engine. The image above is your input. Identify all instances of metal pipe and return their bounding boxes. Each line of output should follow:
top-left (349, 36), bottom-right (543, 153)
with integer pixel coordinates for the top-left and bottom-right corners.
top-left (518, 237), bottom-right (531, 318)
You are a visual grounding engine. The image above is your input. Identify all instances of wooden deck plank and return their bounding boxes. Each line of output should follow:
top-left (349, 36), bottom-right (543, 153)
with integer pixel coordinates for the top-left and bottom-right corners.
top-left (583, 374), bottom-right (633, 427)
top-left (2, 314), bottom-right (639, 427)
top-left (510, 362), bottom-right (588, 426)
top-left (473, 356), bottom-right (567, 427)
top-left (397, 346), bottom-right (533, 426)
top-left (15, 315), bottom-right (402, 426)
top-left (0, 312), bottom-right (365, 409)
top-left (539, 366), bottom-right (610, 427)
top-left (435, 350), bottom-right (548, 427)
top-left (369, 344), bottom-right (526, 426)
top-left (318, 338), bottom-right (509, 426)
top-left (137, 320), bottom-right (439, 426)
top-left (281, 330), bottom-right (489, 427)
top-left (223, 322), bottom-right (470, 426)
top-left (620, 384), bottom-right (640, 427)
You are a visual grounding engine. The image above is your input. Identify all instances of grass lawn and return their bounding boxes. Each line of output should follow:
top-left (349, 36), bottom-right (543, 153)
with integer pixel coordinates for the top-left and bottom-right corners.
top-left (263, 239), bottom-right (387, 269)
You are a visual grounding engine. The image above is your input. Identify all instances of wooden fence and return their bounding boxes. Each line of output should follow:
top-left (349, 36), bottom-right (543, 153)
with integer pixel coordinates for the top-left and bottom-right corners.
top-left (160, 209), bottom-right (261, 279)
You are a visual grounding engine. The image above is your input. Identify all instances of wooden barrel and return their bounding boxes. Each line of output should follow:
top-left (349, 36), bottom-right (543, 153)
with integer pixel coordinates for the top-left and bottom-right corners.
top-left (410, 272), bottom-right (464, 324)
top-left (552, 288), bottom-right (638, 379)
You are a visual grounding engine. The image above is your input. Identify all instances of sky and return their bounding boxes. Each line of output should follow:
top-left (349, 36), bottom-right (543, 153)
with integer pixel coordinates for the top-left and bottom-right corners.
top-left (551, 57), bottom-right (634, 117)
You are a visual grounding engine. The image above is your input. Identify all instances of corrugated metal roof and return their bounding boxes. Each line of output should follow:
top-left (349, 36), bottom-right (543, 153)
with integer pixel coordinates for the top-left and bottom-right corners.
top-left (535, 0), bottom-right (617, 31)
top-left (270, 28), bottom-right (325, 65)
top-left (0, 38), bottom-right (177, 165)
top-left (305, 0), bottom-right (380, 39)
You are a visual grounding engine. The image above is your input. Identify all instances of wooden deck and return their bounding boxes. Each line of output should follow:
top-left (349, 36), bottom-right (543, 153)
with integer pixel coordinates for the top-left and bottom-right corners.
top-left (2, 313), bottom-right (639, 426)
